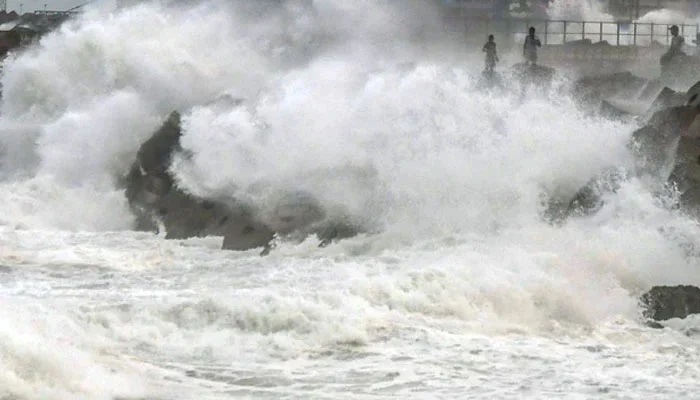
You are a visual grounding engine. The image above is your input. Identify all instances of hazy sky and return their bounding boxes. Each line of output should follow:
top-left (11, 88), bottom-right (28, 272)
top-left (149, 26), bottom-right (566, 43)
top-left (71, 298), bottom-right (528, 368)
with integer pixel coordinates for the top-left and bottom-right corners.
top-left (6, 0), bottom-right (111, 12)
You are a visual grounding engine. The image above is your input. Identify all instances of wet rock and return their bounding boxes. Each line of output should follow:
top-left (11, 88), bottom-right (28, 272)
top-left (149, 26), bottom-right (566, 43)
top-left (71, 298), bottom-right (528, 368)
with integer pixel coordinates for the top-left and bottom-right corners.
top-left (124, 111), bottom-right (274, 251)
top-left (641, 285), bottom-right (700, 322)
top-left (567, 168), bottom-right (624, 216)
top-left (477, 69), bottom-right (505, 90)
top-left (647, 87), bottom-right (686, 114)
top-left (549, 99), bottom-right (700, 222)
top-left (660, 54), bottom-right (700, 88)
top-left (221, 220), bottom-right (275, 252)
top-left (573, 71), bottom-right (648, 105)
top-left (630, 106), bottom-right (697, 173)
top-left (638, 78), bottom-right (663, 101)
top-left (564, 38), bottom-right (593, 46)
top-left (124, 111), bottom-right (182, 232)
top-left (510, 63), bottom-right (555, 88)
top-left (668, 136), bottom-right (700, 216)
top-left (124, 108), bottom-right (362, 253)
top-left (543, 167), bottom-right (625, 222)
top-left (686, 80), bottom-right (700, 107)
top-left (599, 99), bottom-right (634, 120)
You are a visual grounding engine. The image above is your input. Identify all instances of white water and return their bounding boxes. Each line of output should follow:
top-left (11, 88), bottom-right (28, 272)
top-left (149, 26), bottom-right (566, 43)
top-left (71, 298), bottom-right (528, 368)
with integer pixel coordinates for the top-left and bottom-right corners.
top-left (1, 1), bottom-right (700, 399)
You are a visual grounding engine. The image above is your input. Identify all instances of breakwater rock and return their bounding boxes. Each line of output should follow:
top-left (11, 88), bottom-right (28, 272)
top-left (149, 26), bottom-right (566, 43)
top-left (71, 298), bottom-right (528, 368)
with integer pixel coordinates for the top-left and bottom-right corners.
top-left (124, 109), bottom-right (361, 253)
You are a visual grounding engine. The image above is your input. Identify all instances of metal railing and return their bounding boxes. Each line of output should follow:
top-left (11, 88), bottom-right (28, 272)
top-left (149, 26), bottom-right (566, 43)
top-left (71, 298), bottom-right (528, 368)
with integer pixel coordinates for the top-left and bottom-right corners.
top-left (471, 18), bottom-right (699, 47)
top-left (537, 20), bottom-right (698, 46)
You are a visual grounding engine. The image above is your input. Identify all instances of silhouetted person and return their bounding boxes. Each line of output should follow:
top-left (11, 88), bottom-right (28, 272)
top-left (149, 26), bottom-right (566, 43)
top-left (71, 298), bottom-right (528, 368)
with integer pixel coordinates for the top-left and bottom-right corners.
top-left (661, 25), bottom-right (686, 68)
top-left (482, 34), bottom-right (499, 72)
top-left (523, 26), bottom-right (542, 65)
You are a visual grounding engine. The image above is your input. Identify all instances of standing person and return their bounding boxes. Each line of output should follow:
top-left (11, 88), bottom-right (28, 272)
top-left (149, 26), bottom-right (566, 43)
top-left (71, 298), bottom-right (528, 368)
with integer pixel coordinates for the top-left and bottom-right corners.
top-left (482, 34), bottom-right (499, 72)
top-left (523, 26), bottom-right (542, 65)
top-left (661, 25), bottom-right (685, 68)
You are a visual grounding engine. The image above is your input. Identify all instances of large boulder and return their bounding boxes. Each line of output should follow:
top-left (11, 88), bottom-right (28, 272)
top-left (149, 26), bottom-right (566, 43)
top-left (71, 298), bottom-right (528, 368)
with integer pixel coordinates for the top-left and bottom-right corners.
top-left (477, 69), bottom-right (505, 91)
top-left (599, 99), bottom-right (635, 120)
top-left (646, 103), bottom-right (700, 215)
top-left (647, 87), bottom-right (687, 114)
top-left (660, 54), bottom-right (700, 89)
top-left (631, 105), bottom-right (700, 172)
top-left (124, 109), bottom-right (362, 253)
top-left (641, 285), bottom-right (700, 322)
top-left (566, 168), bottom-right (625, 216)
top-left (510, 63), bottom-right (555, 88)
top-left (548, 81), bottom-right (700, 221)
top-left (668, 136), bottom-right (700, 216)
top-left (573, 71), bottom-right (648, 105)
top-left (638, 78), bottom-right (664, 101)
top-left (124, 111), bottom-right (275, 251)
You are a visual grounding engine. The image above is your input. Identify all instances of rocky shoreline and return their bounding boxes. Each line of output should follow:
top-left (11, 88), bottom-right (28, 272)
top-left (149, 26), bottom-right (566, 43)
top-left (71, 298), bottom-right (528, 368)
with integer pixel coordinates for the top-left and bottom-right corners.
top-left (117, 58), bottom-right (700, 325)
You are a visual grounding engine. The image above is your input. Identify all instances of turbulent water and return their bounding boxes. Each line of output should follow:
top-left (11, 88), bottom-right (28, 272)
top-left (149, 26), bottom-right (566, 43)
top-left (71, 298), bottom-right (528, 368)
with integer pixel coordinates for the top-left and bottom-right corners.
top-left (1, 1), bottom-right (700, 399)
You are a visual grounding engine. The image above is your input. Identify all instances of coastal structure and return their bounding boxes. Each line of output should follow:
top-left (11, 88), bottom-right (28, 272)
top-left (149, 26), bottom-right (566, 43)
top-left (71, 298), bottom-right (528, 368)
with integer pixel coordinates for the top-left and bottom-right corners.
top-left (439, 1), bottom-right (698, 77)
top-left (0, 9), bottom-right (74, 57)
top-left (442, 1), bottom-right (699, 52)
top-left (442, 0), bottom-right (700, 20)
top-left (609, 0), bottom-right (700, 20)
top-left (441, 0), bottom-right (550, 18)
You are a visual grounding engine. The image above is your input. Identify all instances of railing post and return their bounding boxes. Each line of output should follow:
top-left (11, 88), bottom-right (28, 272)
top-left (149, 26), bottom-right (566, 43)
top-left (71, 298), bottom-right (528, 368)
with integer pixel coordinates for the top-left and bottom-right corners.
top-left (599, 21), bottom-right (603, 42)
top-left (633, 22), bottom-right (637, 46)
top-left (616, 22), bottom-right (620, 45)
top-left (582, 21), bottom-right (585, 41)
top-left (544, 20), bottom-right (548, 45)
top-left (563, 20), bottom-right (567, 43)
top-left (651, 23), bottom-right (654, 44)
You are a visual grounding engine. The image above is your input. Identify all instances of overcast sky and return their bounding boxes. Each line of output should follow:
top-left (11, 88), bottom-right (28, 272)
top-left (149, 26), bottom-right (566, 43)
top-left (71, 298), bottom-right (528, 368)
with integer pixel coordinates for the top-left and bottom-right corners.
top-left (6, 0), bottom-right (112, 12)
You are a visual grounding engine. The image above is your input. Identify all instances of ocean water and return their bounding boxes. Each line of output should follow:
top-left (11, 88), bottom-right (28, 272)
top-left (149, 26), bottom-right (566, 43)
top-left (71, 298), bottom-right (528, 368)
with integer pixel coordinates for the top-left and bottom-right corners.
top-left (1, 1), bottom-right (700, 399)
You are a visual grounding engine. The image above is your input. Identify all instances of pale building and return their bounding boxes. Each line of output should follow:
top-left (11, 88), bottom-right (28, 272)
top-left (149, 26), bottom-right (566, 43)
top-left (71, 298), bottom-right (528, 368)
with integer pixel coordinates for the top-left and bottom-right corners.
top-left (441, 0), bottom-right (550, 18)
top-left (604, 0), bottom-right (700, 20)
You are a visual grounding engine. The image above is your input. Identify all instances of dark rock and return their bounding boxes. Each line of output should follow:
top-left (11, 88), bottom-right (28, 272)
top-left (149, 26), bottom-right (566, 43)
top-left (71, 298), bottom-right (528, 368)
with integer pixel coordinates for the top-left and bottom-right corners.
top-left (564, 38), bottom-right (593, 46)
top-left (647, 87), bottom-right (686, 114)
top-left (549, 84), bottom-right (700, 223)
top-left (599, 99), bottom-right (634, 120)
top-left (686, 80), bottom-right (700, 107)
top-left (124, 111), bottom-right (274, 252)
top-left (645, 320), bottom-right (665, 329)
top-left (638, 78), bottom-right (663, 101)
top-left (124, 111), bottom-right (182, 232)
top-left (641, 285), bottom-right (700, 321)
top-left (477, 69), bottom-right (505, 90)
top-left (124, 108), bottom-right (363, 253)
top-left (630, 105), bottom-right (700, 177)
top-left (567, 168), bottom-right (624, 216)
top-left (546, 76), bottom-right (700, 226)
top-left (542, 167), bottom-right (625, 222)
top-left (668, 136), bottom-right (700, 216)
top-left (660, 54), bottom-right (700, 89)
top-left (510, 63), bottom-right (555, 88)
top-left (573, 71), bottom-right (648, 105)
top-left (221, 219), bottom-right (275, 252)
top-left (266, 191), bottom-right (326, 235)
